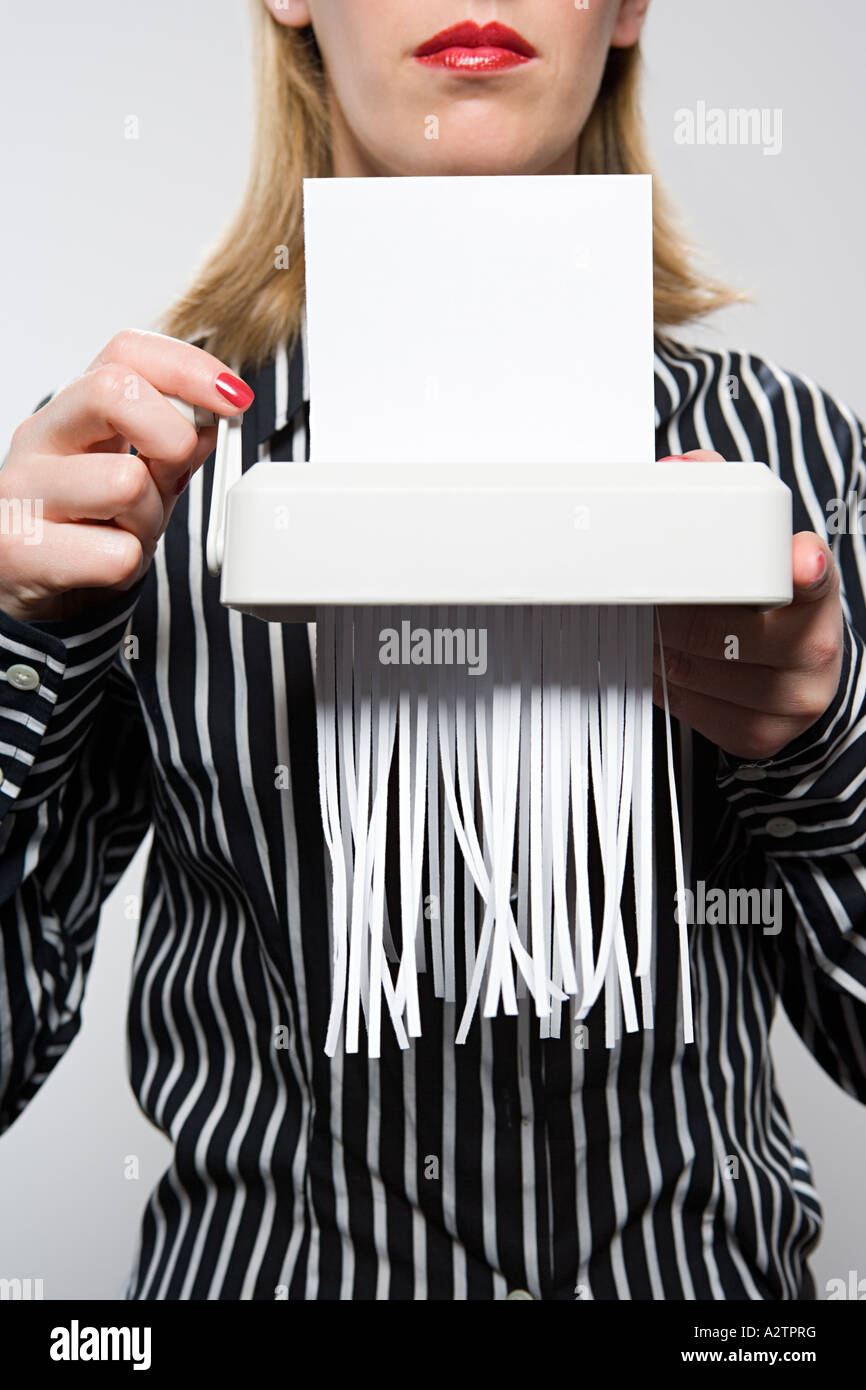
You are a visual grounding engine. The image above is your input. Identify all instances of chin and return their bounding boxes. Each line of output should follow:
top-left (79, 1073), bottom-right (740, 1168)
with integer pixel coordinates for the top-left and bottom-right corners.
top-left (398, 144), bottom-right (560, 178)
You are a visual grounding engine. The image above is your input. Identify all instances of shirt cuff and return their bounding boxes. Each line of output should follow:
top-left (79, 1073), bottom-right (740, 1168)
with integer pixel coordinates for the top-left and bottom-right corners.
top-left (0, 577), bottom-right (148, 807)
top-left (715, 617), bottom-right (866, 853)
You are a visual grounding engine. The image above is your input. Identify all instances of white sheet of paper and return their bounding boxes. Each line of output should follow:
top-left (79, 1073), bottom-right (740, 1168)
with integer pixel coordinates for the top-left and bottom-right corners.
top-left (303, 174), bottom-right (655, 466)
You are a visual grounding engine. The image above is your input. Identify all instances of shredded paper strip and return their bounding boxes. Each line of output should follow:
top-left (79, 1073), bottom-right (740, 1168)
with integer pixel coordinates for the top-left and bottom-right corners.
top-left (314, 604), bottom-right (692, 1058)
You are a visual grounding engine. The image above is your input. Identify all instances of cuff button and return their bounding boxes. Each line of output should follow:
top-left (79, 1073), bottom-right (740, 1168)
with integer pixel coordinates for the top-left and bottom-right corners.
top-left (5, 664), bottom-right (40, 691)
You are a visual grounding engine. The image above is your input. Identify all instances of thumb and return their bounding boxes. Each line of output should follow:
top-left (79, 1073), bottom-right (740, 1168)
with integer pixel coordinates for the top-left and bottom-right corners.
top-left (791, 531), bottom-right (836, 605)
top-left (658, 451), bottom-right (727, 463)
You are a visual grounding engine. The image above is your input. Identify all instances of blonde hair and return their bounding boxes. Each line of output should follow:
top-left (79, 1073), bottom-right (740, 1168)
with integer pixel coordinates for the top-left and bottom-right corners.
top-left (161, 7), bottom-right (741, 368)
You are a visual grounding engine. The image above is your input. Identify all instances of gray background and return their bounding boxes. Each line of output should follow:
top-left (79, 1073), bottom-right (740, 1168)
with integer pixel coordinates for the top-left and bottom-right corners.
top-left (1, 0), bottom-right (864, 1299)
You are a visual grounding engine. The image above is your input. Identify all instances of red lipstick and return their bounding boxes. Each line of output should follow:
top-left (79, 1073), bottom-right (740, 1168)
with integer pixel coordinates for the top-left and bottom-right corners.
top-left (414, 21), bottom-right (537, 73)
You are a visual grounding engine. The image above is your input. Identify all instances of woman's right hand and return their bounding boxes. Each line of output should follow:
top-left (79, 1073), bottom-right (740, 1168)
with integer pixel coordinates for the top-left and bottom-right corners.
top-left (0, 329), bottom-right (255, 623)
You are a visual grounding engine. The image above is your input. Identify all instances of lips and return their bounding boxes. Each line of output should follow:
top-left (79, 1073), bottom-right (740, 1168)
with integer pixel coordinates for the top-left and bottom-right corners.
top-left (414, 21), bottom-right (537, 72)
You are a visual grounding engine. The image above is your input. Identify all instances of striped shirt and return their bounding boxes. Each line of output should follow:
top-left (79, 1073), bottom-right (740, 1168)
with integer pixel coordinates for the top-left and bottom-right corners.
top-left (1, 332), bottom-right (865, 1300)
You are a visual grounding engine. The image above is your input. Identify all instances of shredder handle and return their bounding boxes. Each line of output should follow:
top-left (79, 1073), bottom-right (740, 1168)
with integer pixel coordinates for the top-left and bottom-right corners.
top-left (162, 393), bottom-right (238, 578)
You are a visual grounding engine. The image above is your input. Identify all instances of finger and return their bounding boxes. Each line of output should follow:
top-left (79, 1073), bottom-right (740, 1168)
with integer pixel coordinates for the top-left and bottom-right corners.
top-left (25, 366), bottom-right (195, 458)
top-left (25, 369), bottom-right (218, 502)
top-left (652, 644), bottom-right (836, 721)
top-left (25, 451), bottom-right (165, 540)
top-left (791, 531), bottom-right (837, 604)
top-left (3, 519), bottom-right (146, 598)
top-left (651, 676), bottom-right (816, 761)
top-left (22, 329), bottom-right (253, 457)
top-left (656, 605), bottom-right (785, 666)
top-left (82, 328), bottom-right (253, 416)
top-left (656, 597), bottom-right (843, 671)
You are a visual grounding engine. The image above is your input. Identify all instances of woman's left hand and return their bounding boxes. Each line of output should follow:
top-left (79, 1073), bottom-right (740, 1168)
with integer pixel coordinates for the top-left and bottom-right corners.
top-left (652, 450), bottom-right (845, 761)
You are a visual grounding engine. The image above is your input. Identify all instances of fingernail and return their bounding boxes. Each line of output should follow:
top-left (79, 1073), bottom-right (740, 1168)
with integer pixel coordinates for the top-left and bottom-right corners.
top-left (807, 552), bottom-right (827, 586)
top-left (174, 467), bottom-right (191, 496)
top-left (215, 372), bottom-right (255, 410)
top-left (658, 455), bottom-right (691, 461)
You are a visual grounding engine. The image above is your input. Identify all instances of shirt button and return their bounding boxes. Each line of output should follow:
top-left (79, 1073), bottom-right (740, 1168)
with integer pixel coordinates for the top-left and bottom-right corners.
top-left (735, 765), bottom-right (767, 782)
top-left (765, 816), bottom-right (797, 839)
top-left (5, 663), bottom-right (40, 691)
top-left (506, 1289), bottom-right (534, 1300)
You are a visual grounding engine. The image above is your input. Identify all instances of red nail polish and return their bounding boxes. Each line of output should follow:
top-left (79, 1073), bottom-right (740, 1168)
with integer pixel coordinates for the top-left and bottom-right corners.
top-left (215, 372), bottom-right (255, 410)
top-left (808, 552), bottom-right (827, 585)
top-left (174, 467), bottom-right (191, 496)
top-left (658, 455), bottom-right (691, 461)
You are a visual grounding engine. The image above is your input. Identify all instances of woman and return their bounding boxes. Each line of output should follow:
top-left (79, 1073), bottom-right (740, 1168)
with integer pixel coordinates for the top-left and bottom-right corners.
top-left (0, 0), bottom-right (863, 1300)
